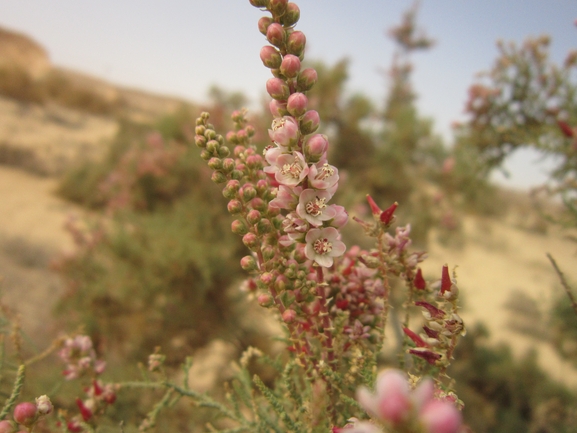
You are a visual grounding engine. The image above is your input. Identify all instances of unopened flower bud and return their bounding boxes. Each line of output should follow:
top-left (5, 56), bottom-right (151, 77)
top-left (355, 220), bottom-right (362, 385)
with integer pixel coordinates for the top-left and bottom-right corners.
top-left (240, 255), bottom-right (258, 271)
top-left (247, 209), bottom-right (262, 225)
top-left (296, 68), bottom-right (317, 92)
top-left (228, 200), bottom-right (243, 215)
top-left (249, 0), bottom-right (268, 7)
top-left (218, 146), bottom-right (230, 158)
top-left (251, 197), bottom-right (267, 211)
top-left (35, 395), bottom-right (53, 416)
top-left (275, 275), bottom-right (288, 291)
top-left (282, 309), bottom-right (297, 323)
top-left (195, 135), bottom-right (207, 148)
top-left (257, 293), bottom-right (274, 307)
top-left (257, 218), bottom-right (272, 234)
top-left (380, 202), bottom-right (398, 225)
top-left (414, 268), bottom-right (426, 290)
top-left (440, 264), bottom-right (451, 295)
top-left (211, 171), bottom-right (227, 184)
top-left (242, 232), bottom-right (259, 250)
top-left (257, 16), bottom-right (273, 35)
top-left (299, 110), bottom-right (320, 134)
top-left (260, 45), bottom-right (282, 69)
top-left (195, 125), bottom-right (206, 136)
top-left (208, 157), bottom-right (223, 171)
top-left (266, 23), bottom-right (285, 48)
top-left (260, 272), bottom-right (273, 285)
top-left (280, 54), bottom-right (301, 78)
top-left (241, 185), bottom-right (257, 202)
top-left (304, 134), bottom-right (328, 162)
top-left (287, 31), bottom-right (306, 56)
top-left (266, 77), bottom-right (290, 101)
top-left (269, 0), bottom-right (288, 16)
top-left (286, 92), bottom-right (308, 117)
top-left (270, 99), bottom-right (289, 117)
top-left (13, 402), bottom-right (38, 427)
top-left (281, 3), bottom-right (300, 27)
top-left (246, 154), bottom-right (263, 170)
top-left (0, 420), bottom-right (16, 433)
top-left (222, 158), bottom-right (235, 173)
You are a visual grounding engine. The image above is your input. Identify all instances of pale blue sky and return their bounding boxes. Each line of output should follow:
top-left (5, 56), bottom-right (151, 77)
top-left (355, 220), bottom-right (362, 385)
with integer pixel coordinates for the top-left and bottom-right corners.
top-left (0, 1), bottom-right (575, 188)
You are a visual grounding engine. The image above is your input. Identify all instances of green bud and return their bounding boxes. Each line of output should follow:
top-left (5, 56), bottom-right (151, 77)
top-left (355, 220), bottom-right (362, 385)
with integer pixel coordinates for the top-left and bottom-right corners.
top-left (195, 136), bottom-right (207, 148)
top-left (206, 140), bottom-right (219, 154)
top-left (231, 219), bottom-right (248, 235)
top-left (195, 125), bottom-right (206, 136)
top-left (208, 157), bottom-right (223, 170)
top-left (200, 149), bottom-right (212, 160)
top-left (218, 146), bottom-right (231, 158)
top-left (211, 171), bottom-right (227, 184)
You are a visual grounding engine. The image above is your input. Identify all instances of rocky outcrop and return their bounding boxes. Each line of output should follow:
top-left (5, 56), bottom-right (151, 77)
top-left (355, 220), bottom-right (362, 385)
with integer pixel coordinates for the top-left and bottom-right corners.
top-left (0, 27), bottom-right (51, 79)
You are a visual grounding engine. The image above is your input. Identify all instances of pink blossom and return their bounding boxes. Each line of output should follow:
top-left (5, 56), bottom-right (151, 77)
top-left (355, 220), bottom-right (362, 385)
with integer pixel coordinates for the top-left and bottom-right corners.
top-left (296, 188), bottom-right (336, 226)
top-left (269, 185), bottom-right (301, 210)
top-left (356, 369), bottom-right (411, 425)
top-left (327, 204), bottom-right (349, 228)
top-left (268, 116), bottom-right (299, 147)
top-left (420, 400), bottom-right (462, 433)
top-left (308, 162), bottom-right (339, 190)
top-left (266, 151), bottom-right (309, 186)
top-left (304, 227), bottom-right (346, 267)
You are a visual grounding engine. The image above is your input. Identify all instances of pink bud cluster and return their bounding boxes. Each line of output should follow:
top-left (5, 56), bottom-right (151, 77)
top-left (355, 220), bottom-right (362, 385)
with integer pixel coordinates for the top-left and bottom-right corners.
top-left (1, 396), bottom-right (53, 432)
top-left (58, 335), bottom-right (117, 432)
top-left (334, 369), bottom-right (462, 433)
top-left (254, 0), bottom-right (348, 268)
top-left (59, 335), bottom-right (106, 380)
top-left (325, 246), bottom-right (386, 345)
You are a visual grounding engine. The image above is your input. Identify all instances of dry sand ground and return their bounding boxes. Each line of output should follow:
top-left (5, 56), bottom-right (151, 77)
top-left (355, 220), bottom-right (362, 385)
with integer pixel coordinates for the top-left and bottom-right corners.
top-left (0, 163), bottom-right (575, 388)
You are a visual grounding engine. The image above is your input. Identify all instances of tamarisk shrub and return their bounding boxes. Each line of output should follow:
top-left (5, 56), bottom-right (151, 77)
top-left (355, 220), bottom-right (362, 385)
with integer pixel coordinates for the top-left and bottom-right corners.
top-left (145, 1), bottom-right (468, 431)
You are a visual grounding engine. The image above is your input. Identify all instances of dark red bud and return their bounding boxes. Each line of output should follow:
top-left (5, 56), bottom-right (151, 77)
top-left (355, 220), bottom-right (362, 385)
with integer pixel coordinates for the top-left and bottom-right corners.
top-left (409, 348), bottom-right (442, 365)
top-left (414, 268), bottom-right (426, 290)
top-left (415, 301), bottom-right (445, 319)
top-left (380, 202), bottom-right (398, 225)
top-left (440, 264), bottom-right (451, 294)
top-left (558, 120), bottom-right (574, 138)
top-left (403, 327), bottom-right (428, 347)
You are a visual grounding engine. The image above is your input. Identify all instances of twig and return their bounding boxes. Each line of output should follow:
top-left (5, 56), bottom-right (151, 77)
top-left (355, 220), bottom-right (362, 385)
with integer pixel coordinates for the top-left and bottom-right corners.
top-left (546, 253), bottom-right (577, 317)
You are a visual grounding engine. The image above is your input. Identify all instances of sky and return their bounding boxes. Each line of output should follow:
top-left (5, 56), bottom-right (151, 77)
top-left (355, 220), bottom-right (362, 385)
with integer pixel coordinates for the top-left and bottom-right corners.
top-left (0, 0), bottom-right (576, 189)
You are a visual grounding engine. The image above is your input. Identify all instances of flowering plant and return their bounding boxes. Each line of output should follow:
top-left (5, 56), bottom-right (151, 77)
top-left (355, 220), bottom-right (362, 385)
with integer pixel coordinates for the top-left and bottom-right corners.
top-left (181, 0), bottom-right (467, 431)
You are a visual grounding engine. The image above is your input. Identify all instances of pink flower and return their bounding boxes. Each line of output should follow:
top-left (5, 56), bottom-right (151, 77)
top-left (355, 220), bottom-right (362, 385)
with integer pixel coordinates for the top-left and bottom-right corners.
top-left (268, 116), bottom-right (299, 147)
top-left (304, 227), bottom-right (346, 267)
top-left (308, 162), bottom-right (339, 190)
top-left (266, 151), bottom-right (309, 186)
top-left (269, 185), bottom-right (301, 210)
top-left (420, 400), bottom-right (462, 433)
top-left (356, 370), bottom-right (462, 433)
top-left (296, 188), bottom-right (336, 226)
top-left (356, 369), bottom-right (411, 425)
top-left (327, 204), bottom-right (349, 228)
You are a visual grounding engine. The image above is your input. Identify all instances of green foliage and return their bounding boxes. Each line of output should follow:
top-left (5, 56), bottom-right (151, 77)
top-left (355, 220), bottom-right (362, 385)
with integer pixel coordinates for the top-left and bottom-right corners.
top-left (456, 35), bottom-right (577, 226)
top-left (452, 323), bottom-right (577, 433)
top-left (54, 113), bottom-right (248, 363)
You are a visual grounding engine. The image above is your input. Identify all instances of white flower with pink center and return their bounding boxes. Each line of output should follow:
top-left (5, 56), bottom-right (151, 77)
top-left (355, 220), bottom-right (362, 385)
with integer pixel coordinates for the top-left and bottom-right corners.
top-left (296, 188), bottom-right (337, 226)
top-left (268, 116), bottom-right (299, 147)
top-left (266, 151), bottom-right (309, 186)
top-left (269, 185), bottom-right (301, 210)
top-left (309, 162), bottom-right (339, 190)
top-left (304, 227), bottom-right (346, 267)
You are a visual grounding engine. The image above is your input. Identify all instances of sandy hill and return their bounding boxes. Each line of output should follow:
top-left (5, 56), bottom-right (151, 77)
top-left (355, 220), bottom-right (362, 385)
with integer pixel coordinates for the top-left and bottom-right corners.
top-left (0, 26), bottom-right (194, 175)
